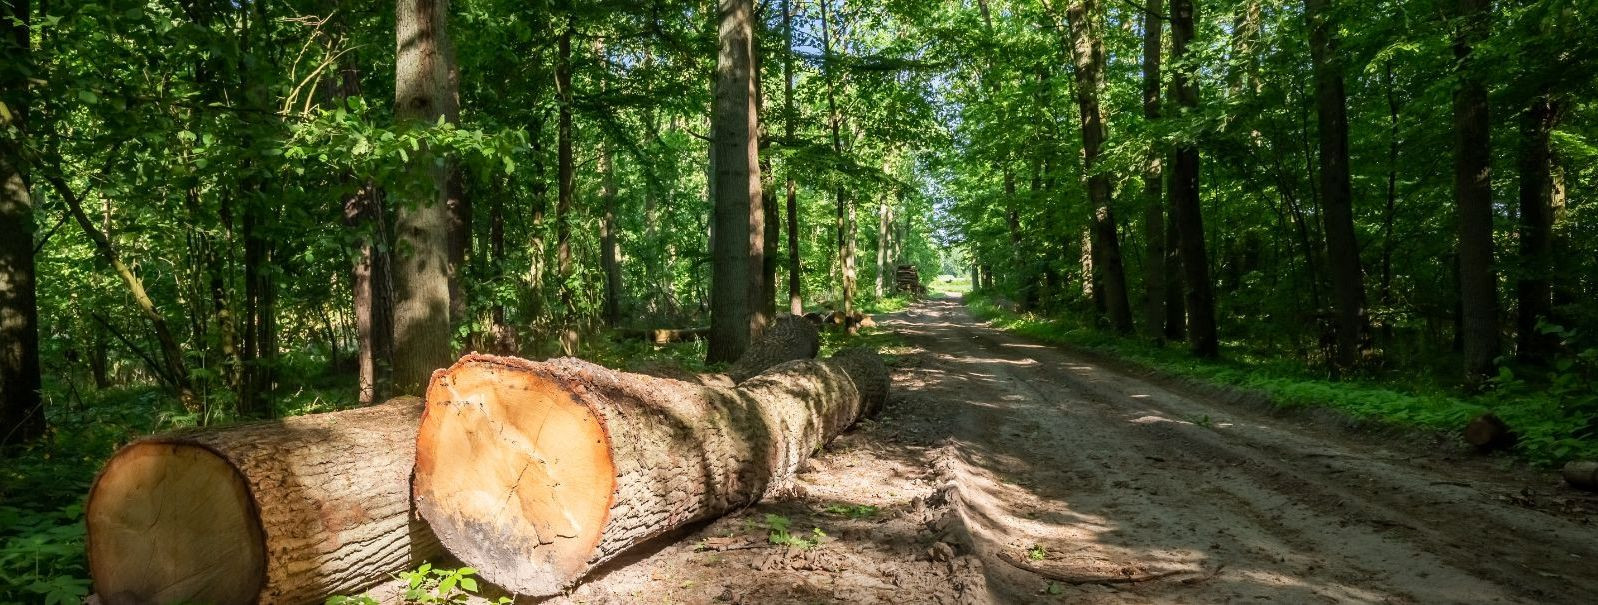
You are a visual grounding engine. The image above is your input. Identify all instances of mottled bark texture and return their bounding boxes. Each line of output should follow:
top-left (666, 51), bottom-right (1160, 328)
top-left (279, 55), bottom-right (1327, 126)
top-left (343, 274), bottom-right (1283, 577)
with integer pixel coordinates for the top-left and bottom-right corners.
top-left (1453, 0), bottom-right (1498, 382)
top-left (708, 0), bottom-right (762, 363)
top-left (412, 348), bottom-right (888, 596)
top-left (393, 0), bottom-right (456, 393)
top-left (725, 315), bottom-right (820, 382)
top-left (0, 0), bottom-right (42, 446)
top-left (86, 397), bottom-right (443, 605)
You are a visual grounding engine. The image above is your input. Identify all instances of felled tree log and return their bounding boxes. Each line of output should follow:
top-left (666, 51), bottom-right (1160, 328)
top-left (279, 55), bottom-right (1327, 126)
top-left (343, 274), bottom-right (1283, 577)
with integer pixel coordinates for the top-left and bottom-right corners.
top-left (86, 397), bottom-right (443, 605)
top-left (1464, 412), bottom-right (1518, 451)
top-left (724, 316), bottom-right (820, 382)
top-left (412, 348), bottom-right (888, 596)
top-left (1563, 461), bottom-right (1598, 491)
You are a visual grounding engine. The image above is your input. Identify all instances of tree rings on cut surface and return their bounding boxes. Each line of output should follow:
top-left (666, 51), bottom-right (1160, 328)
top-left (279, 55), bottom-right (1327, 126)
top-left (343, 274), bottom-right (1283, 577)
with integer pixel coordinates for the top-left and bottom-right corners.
top-left (414, 356), bottom-right (617, 596)
top-left (87, 442), bottom-right (266, 605)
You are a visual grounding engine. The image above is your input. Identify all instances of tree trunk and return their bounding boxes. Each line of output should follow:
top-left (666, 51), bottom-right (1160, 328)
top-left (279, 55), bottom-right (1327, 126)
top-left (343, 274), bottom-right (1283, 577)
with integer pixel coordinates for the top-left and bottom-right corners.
top-left (708, 0), bottom-right (761, 363)
top-left (0, 0), bottom-right (42, 447)
top-left (600, 141), bottom-right (622, 327)
top-left (556, 12), bottom-right (577, 351)
top-left (1516, 95), bottom-right (1561, 363)
top-left (86, 397), bottom-right (444, 605)
top-left (1066, 0), bottom-right (1133, 333)
top-left (1306, 0), bottom-right (1366, 374)
top-left (346, 182), bottom-right (392, 404)
top-left (1169, 0), bottom-right (1217, 357)
top-left (783, 0), bottom-right (803, 315)
top-left (412, 348), bottom-right (887, 596)
top-left (1453, 0), bottom-right (1498, 383)
top-left (392, 0), bottom-right (456, 393)
top-left (819, 0), bottom-right (855, 327)
top-left (1140, 0), bottom-right (1166, 343)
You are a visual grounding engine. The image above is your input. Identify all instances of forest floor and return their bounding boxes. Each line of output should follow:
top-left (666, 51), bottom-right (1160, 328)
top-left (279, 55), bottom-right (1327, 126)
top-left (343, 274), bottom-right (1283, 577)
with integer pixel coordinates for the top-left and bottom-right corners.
top-left (415, 295), bottom-right (1598, 604)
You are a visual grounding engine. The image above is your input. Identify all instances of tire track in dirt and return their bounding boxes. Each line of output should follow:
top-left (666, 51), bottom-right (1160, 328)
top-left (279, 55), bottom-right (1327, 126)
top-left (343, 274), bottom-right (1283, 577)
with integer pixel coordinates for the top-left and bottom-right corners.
top-left (887, 297), bottom-right (1598, 604)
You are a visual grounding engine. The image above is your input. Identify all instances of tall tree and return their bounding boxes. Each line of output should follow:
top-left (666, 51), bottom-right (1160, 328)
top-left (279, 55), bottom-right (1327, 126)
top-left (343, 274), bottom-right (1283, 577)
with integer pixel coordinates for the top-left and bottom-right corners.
top-left (556, 10), bottom-right (576, 352)
top-left (597, 40), bottom-right (622, 328)
top-left (1169, 0), bottom-right (1217, 357)
top-left (1306, 0), bottom-right (1366, 373)
top-left (1515, 95), bottom-right (1561, 362)
top-left (1140, 0), bottom-right (1166, 342)
top-left (1065, 0), bottom-right (1133, 333)
top-left (392, 0), bottom-right (457, 392)
top-left (707, 0), bottom-right (762, 363)
top-left (0, 0), bottom-right (42, 445)
top-left (820, 0), bottom-right (855, 327)
top-left (782, 0), bottom-right (803, 315)
top-left (1453, 0), bottom-right (1498, 382)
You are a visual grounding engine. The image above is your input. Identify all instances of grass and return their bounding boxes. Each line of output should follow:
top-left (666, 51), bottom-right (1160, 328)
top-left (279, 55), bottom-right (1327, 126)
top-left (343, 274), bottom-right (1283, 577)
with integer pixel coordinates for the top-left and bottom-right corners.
top-left (964, 293), bottom-right (1598, 467)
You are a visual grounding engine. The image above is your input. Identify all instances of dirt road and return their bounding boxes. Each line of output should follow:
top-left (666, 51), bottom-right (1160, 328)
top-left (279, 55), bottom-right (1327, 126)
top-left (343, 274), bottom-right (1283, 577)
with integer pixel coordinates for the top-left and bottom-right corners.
top-left (540, 297), bottom-right (1598, 604)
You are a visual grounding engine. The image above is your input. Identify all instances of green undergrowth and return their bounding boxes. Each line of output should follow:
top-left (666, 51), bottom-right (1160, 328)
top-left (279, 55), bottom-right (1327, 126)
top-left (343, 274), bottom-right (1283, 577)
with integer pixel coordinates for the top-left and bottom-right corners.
top-left (966, 294), bottom-right (1598, 467)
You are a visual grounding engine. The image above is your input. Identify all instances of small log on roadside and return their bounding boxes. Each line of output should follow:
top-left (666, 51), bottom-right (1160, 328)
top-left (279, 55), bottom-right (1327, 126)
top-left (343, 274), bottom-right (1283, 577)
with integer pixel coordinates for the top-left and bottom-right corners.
top-left (1562, 461), bottom-right (1598, 491)
top-left (616, 326), bottom-right (710, 344)
top-left (412, 348), bottom-right (888, 596)
top-left (1464, 412), bottom-right (1518, 451)
top-left (86, 397), bottom-right (443, 605)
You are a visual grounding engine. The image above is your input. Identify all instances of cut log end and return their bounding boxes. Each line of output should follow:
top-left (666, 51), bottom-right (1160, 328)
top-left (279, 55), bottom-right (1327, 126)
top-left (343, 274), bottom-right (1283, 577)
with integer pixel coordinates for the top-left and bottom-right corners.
top-left (414, 356), bottom-right (617, 596)
top-left (87, 442), bottom-right (265, 605)
top-left (1464, 412), bottom-right (1518, 451)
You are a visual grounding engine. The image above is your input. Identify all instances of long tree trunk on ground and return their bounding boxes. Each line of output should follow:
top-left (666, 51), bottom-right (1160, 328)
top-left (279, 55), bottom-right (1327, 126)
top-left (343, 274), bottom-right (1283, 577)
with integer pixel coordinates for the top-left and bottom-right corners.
top-left (1452, 0), bottom-right (1498, 383)
top-left (0, 0), bottom-right (42, 446)
top-left (1516, 95), bottom-right (1561, 363)
top-left (1140, 0), bottom-right (1166, 342)
top-left (707, 0), bottom-right (761, 363)
top-left (1306, 0), bottom-right (1366, 374)
top-left (392, 0), bottom-right (456, 393)
top-left (1067, 0), bottom-right (1134, 333)
top-left (86, 397), bottom-right (444, 605)
top-left (412, 348), bottom-right (887, 596)
top-left (783, 0), bottom-right (803, 315)
top-left (1169, 0), bottom-right (1217, 357)
top-left (556, 12), bottom-right (577, 352)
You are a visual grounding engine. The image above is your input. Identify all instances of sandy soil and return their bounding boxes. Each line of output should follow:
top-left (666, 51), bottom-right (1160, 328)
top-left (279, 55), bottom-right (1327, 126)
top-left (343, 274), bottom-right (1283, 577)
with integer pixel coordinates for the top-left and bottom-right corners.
top-left (431, 296), bottom-right (1598, 604)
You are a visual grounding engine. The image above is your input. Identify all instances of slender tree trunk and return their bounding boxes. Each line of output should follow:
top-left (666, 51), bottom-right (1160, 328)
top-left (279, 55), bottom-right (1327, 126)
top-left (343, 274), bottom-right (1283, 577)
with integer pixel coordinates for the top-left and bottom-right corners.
top-left (1452, 0), bottom-right (1498, 383)
top-left (1516, 95), bottom-right (1561, 363)
top-left (1169, 0), bottom-right (1217, 357)
top-left (1380, 61), bottom-right (1399, 329)
top-left (556, 11), bottom-right (577, 353)
top-left (345, 182), bottom-right (392, 404)
top-left (819, 0), bottom-right (854, 324)
top-left (1306, 0), bottom-right (1366, 373)
top-left (1066, 0), bottom-right (1133, 333)
top-left (707, 0), bottom-right (762, 363)
top-left (1140, 0), bottom-right (1166, 342)
top-left (0, 0), bottom-right (42, 446)
top-left (783, 0), bottom-right (802, 315)
top-left (749, 27), bottom-right (771, 338)
top-left (599, 141), bottom-right (622, 327)
top-left (392, 0), bottom-right (456, 393)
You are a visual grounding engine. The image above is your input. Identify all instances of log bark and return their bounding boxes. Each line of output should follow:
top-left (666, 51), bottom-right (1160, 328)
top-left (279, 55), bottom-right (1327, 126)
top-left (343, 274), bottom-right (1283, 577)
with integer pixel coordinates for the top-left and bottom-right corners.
top-left (412, 348), bottom-right (888, 596)
top-left (725, 315), bottom-right (820, 382)
top-left (86, 397), bottom-right (443, 605)
top-left (1562, 461), bottom-right (1598, 491)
